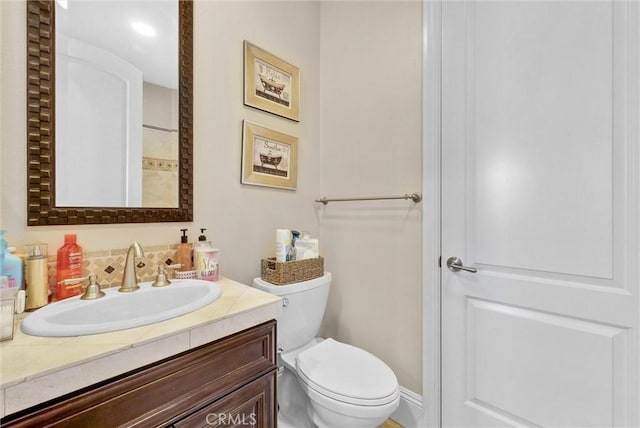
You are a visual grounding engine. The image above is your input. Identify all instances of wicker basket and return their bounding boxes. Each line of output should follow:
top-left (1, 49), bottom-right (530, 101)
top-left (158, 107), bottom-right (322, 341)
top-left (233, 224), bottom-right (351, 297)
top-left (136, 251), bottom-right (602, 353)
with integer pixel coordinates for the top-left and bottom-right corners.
top-left (260, 257), bottom-right (324, 285)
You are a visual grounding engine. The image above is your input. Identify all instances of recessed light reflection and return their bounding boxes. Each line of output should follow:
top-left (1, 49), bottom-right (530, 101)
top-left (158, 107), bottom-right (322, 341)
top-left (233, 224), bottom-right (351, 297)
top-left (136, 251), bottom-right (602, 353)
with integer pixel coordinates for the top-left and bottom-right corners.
top-left (131, 22), bottom-right (156, 37)
top-left (56, 0), bottom-right (68, 9)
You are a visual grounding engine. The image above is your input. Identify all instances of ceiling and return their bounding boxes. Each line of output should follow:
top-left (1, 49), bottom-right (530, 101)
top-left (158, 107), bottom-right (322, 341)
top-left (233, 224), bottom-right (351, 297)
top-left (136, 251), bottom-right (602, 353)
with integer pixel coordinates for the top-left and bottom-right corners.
top-left (56, 0), bottom-right (178, 89)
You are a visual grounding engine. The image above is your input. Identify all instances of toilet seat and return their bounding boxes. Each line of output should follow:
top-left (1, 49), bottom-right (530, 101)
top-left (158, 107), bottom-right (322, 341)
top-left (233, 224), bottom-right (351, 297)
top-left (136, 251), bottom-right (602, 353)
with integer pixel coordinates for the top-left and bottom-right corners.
top-left (295, 338), bottom-right (399, 407)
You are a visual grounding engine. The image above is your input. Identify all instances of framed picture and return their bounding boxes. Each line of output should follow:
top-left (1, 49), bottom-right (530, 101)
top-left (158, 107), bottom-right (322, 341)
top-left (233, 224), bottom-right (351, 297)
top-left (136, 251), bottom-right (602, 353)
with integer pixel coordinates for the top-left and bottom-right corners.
top-left (241, 121), bottom-right (298, 190)
top-left (244, 41), bottom-right (300, 122)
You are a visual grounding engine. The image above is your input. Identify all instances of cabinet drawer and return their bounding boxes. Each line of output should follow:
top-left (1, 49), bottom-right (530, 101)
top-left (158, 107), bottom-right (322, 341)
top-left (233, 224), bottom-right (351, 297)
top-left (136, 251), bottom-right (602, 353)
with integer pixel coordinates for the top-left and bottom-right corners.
top-left (2, 321), bottom-right (276, 428)
top-left (174, 371), bottom-right (276, 428)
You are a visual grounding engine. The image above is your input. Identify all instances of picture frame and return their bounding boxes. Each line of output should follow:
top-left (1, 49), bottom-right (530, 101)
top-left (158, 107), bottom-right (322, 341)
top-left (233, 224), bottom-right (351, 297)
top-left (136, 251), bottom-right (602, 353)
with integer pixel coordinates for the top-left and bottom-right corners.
top-left (241, 121), bottom-right (298, 190)
top-left (244, 41), bottom-right (300, 122)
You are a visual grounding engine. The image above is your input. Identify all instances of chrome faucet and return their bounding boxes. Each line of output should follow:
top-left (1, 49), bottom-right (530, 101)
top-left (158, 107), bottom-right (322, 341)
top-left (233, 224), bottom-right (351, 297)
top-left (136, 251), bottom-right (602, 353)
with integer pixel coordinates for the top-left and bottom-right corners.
top-left (119, 242), bottom-right (145, 292)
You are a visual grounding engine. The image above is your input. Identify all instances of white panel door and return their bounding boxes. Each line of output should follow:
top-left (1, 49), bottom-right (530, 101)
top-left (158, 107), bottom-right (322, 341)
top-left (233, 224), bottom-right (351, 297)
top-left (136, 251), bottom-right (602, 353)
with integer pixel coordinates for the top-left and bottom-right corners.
top-left (441, 1), bottom-right (639, 427)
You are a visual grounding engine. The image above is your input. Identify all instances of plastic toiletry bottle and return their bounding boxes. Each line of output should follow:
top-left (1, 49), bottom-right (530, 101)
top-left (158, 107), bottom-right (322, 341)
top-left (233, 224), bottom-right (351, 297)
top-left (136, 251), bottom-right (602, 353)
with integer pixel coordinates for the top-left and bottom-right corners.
top-left (0, 231), bottom-right (23, 289)
top-left (4, 248), bottom-right (23, 289)
top-left (0, 237), bottom-right (4, 275)
top-left (195, 228), bottom-right (219, 282)
top-left (0, 230), bottom-right (5, 277)
top-left (176, 229), bottom-right (192, 272)
top-left (288, 230), bottom-right (300, 261)
top-left (56, 234), bottom-right (84, 300)
top-left (275, 229), bottom-right (291, 263)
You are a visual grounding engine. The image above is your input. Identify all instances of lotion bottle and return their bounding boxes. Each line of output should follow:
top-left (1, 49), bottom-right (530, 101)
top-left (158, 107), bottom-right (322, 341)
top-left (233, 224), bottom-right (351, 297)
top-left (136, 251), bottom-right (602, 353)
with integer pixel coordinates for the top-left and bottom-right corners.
top-left (176, 229), bottom-right (192, 272)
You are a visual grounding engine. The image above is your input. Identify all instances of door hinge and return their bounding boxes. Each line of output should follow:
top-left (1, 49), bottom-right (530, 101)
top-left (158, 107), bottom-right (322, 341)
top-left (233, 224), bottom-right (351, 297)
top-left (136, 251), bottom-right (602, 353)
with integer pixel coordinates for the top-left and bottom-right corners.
top-left (438, 256), bottom-right (441, 268)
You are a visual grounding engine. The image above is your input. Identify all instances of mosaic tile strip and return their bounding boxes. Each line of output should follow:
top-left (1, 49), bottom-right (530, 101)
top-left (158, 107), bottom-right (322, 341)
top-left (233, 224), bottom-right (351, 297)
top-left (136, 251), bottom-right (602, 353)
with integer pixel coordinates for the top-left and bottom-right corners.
top-left (142, 157), bottom-right (179, 172)
top-left (37, 243), bottom-right (204, 301)
top-left (47, 244), bottom-right (188, 299)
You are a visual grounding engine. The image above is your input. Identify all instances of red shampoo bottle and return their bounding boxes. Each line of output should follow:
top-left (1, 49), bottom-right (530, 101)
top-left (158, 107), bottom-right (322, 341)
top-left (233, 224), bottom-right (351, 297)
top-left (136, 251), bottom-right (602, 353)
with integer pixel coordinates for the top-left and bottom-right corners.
top-left (56, 234), bottom-right (84, 300)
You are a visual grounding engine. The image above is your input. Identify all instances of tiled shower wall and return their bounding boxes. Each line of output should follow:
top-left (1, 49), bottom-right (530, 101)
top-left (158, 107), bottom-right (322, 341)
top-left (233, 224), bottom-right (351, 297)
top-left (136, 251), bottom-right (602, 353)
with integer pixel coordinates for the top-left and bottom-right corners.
top-left (141, 129), bottom-right (179, 208)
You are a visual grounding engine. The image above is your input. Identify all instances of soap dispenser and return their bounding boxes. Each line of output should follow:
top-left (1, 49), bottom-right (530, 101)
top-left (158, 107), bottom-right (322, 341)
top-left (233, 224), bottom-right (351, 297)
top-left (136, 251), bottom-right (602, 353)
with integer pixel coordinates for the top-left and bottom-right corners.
top-left (194, 228), bottom-right (219, 282)
top-left (176, 229), bottom-right (192, 272)
top-left (196, 228), bottom-right (211, 248)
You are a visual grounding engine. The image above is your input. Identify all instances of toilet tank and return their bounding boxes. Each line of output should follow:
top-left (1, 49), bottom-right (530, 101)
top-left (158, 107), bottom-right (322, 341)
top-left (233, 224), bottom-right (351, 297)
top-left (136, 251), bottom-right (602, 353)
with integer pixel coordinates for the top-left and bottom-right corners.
top-left (253, 272), bottom-right (331, 352)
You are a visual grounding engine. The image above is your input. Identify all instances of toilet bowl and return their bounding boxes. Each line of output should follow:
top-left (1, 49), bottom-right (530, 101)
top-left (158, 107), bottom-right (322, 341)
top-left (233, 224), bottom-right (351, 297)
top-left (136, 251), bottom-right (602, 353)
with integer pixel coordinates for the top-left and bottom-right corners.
top-left (253, 274), bottom-right (400, 428)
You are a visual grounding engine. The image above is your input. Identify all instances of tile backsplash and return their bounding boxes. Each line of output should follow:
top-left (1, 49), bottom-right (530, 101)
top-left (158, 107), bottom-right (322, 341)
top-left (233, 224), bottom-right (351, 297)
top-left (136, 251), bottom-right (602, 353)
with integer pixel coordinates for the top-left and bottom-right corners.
top-left (45, 244), bottom-right (182, 300)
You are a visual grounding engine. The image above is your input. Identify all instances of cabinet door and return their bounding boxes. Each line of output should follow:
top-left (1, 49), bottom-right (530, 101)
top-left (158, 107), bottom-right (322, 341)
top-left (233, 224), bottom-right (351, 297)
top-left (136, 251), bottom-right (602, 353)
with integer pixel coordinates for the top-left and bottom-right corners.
top-left (174, 372), bottom-right (276, 428)
top-left (1, 321), bottom-right (277, 428)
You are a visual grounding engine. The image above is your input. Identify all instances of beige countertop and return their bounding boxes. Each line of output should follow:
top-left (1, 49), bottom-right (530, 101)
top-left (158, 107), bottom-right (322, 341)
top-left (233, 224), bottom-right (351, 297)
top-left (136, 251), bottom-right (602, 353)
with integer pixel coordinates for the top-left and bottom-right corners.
top-left (0, 277), bottom-right (281, 418)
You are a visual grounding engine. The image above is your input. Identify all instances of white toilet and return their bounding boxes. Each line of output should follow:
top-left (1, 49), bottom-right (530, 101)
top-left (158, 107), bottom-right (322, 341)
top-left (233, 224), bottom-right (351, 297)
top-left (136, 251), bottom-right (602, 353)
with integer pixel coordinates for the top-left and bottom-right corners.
top-left (253, 272), bottom-right (400, 428)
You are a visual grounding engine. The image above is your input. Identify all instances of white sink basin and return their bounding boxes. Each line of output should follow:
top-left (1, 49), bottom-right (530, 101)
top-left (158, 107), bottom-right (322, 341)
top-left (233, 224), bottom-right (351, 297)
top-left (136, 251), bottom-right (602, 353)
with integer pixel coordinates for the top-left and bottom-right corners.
top-left (21, 279), bottom-right (222, 337)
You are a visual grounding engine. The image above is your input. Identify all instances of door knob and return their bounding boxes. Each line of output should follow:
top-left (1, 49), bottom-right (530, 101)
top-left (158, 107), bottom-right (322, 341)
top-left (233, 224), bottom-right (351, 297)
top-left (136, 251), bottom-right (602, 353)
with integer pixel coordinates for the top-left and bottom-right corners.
top-left (446, 257), bottom-right (477, 273)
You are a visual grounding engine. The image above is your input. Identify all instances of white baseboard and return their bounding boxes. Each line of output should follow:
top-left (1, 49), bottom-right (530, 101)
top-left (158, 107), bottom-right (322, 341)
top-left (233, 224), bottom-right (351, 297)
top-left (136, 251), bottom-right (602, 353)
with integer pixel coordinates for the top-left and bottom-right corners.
top-left (390, 387), bottom-right (422, 428)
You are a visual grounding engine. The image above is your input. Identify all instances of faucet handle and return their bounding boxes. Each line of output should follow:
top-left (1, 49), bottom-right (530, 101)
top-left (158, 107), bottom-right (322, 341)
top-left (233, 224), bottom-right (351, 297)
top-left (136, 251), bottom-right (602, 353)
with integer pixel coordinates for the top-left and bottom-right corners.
top-left (152, 264), bottom-right (184, 287)
top-left (165, 264), bottom-right (183, 280)
top-left (152, 265), bottom-right (172, 287)
top-left (60, 274), bottom-right (105, 300)
top-left (59, 275), bottom-right (88, 285)
top-left (80, 274), bottom-right (106, 300)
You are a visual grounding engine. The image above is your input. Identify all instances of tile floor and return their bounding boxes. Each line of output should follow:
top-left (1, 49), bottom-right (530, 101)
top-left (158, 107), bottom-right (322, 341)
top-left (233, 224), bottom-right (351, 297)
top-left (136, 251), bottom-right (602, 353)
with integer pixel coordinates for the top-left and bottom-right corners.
top-left (380, 419), bottom-right (403, 428)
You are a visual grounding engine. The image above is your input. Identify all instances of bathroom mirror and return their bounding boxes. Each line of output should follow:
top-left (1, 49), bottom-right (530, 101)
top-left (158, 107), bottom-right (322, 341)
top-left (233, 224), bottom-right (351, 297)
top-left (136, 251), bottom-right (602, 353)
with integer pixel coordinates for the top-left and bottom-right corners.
top-left (26, 0), bottom-right (193, 225)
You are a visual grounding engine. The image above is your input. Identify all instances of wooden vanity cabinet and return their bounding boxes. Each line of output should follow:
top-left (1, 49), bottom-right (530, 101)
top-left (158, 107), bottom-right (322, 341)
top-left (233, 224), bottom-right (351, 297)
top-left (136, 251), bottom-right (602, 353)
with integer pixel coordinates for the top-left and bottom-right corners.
top-left (173, 372), bottom-right (274, 428)
top-left (1, 321), bottom-right (277, 428)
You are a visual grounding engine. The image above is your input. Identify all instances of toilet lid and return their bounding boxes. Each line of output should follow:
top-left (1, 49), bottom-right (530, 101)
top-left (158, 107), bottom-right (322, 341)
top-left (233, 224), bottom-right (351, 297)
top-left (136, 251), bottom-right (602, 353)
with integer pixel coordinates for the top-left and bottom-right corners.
top-left (295, 338), bottom-right (398, 405)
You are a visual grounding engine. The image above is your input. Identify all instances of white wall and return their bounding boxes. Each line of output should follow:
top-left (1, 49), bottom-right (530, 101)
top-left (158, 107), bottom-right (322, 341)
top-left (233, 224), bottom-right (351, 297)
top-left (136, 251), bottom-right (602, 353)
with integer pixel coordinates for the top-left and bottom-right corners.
top-left (0, 0), bottom-right (321, 287)
top-left (0, 0), bottom-right (3, 228)
top-left (318, 1), bottom-right (423, 394)
top-left (193, 0), bottom-right (321, 285)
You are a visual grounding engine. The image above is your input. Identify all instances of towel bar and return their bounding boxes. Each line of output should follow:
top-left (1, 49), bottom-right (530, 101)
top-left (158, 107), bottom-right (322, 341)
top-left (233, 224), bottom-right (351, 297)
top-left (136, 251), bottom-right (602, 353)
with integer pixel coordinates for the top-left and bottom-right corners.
top-left (315, 193), bottom-right (422, 205)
